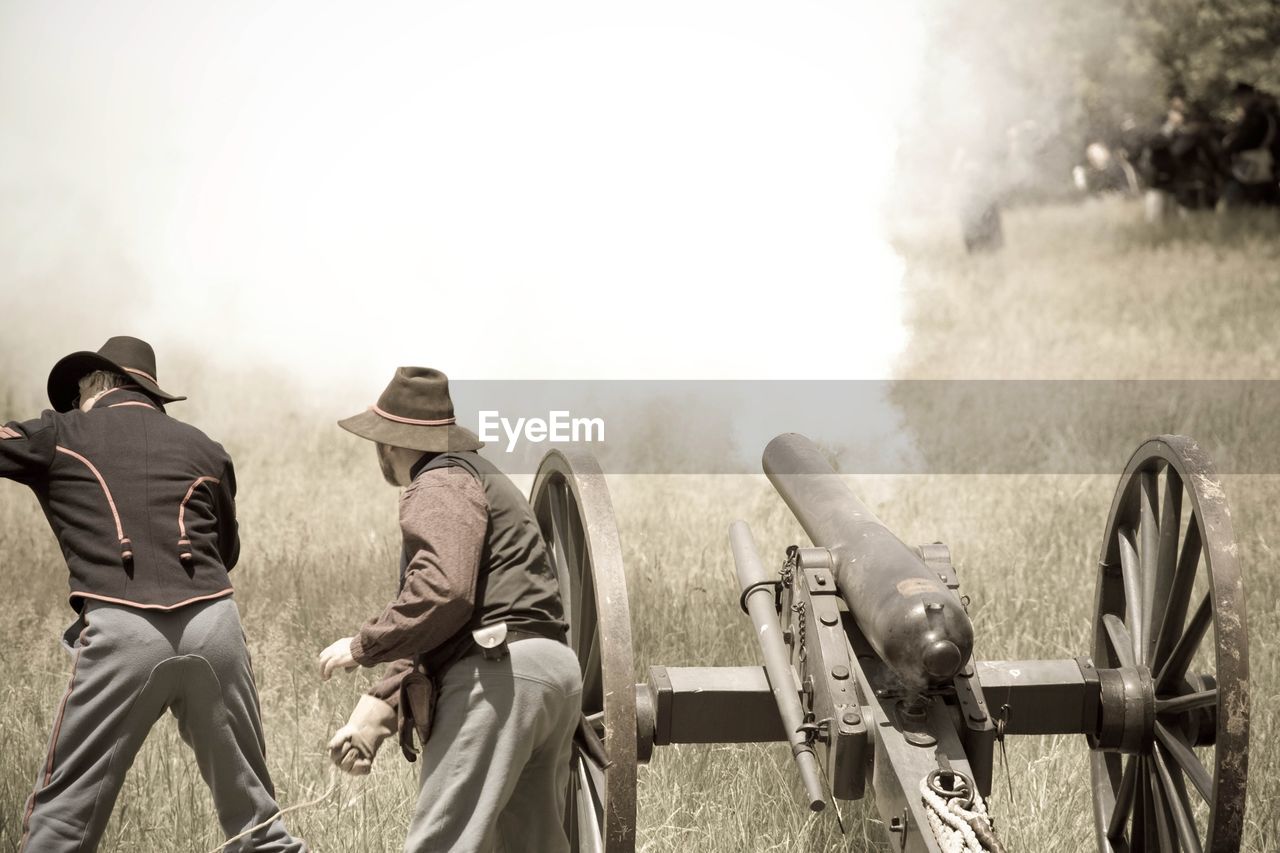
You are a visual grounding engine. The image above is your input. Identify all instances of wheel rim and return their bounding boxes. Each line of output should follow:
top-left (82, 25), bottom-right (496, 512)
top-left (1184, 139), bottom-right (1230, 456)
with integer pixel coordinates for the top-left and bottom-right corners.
top-left (1089, 436), bottom-right (1249, 853)
top-left (531, 449), bottom-right (636, 853)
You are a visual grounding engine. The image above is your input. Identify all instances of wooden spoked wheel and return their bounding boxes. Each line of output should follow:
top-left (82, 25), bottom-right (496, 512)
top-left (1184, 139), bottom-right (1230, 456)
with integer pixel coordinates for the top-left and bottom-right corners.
top-left (531, 449), bottom-right (637, 853)
top-left (1090, 436), bottom-right (1249, 853)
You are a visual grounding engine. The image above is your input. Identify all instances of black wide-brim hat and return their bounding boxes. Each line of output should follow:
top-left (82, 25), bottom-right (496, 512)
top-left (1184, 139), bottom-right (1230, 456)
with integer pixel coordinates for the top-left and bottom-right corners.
top-left (47, 336), bottom-right (187, 413)
top-left (338, 366), bottom-right (483, 453)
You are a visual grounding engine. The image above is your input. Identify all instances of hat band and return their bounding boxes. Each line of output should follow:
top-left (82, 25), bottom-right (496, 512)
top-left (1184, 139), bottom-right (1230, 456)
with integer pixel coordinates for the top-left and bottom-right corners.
top-left (370, 404), bottom-right (456, 426)
top-left (123, 367), bottom-right (159, 384)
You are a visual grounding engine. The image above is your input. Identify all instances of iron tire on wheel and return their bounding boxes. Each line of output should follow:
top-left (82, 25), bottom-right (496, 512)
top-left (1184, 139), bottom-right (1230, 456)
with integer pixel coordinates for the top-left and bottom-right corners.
top-left (1089, 435), bottom-right (1249, 853)
top-left (531, 449), bottom-right (637, 853)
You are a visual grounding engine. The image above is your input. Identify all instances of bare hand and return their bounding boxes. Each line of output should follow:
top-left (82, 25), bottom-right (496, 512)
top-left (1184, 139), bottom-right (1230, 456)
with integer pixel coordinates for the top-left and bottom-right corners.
top-left (318, 637), bottom-right (358, 680)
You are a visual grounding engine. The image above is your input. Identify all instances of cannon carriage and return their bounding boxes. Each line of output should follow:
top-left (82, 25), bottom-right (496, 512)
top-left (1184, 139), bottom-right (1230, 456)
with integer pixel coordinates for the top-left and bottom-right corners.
top-left (530, 432), bottom-right (1249, 853)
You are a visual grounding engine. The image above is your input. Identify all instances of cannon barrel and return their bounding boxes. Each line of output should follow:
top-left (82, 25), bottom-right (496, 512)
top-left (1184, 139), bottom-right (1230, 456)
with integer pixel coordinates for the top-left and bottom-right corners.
top-left (762, 433), bottom-right (974, 691)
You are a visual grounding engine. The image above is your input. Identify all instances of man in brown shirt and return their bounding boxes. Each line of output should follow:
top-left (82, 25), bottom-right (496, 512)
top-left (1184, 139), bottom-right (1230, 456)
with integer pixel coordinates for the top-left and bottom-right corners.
top-left (317, 367), bottom-right (580, 853)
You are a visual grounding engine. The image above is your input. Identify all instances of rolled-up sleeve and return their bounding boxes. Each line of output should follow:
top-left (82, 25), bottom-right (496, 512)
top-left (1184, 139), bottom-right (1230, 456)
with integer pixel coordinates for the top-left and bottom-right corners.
top-left (0, 413), bottom-right (56, 484)
top-left (350, 465), bottom-right (488, 666)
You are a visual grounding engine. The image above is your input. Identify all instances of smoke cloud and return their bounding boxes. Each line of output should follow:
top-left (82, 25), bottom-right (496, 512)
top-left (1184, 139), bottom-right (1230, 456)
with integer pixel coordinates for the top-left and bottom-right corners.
top-left (0, 1), bottom-right (921, 407)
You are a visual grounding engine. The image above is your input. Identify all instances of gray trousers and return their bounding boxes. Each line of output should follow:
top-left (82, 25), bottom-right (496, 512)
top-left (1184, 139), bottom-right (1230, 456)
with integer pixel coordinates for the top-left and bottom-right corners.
top-left (19, 598), bottom-right (306, 853)
top-left (404, 636), bottom-right (582, 853)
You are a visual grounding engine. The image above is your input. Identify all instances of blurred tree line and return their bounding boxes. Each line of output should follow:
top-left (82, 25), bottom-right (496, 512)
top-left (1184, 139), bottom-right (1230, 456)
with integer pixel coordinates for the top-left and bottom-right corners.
top-left (1130, 1), bottom-right (1280, 104)
top-left (895, 0), bottom-right (1280, 205)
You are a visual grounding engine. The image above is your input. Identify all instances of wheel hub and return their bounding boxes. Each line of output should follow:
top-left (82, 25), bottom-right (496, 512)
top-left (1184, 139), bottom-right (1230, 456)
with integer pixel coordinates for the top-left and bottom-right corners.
top-left (1091, 664), bottom-right (1155, 754)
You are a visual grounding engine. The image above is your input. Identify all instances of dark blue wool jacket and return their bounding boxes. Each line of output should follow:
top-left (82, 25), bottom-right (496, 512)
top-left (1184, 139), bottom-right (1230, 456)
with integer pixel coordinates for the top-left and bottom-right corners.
top-left (1, 388), bottom-right (239, 611)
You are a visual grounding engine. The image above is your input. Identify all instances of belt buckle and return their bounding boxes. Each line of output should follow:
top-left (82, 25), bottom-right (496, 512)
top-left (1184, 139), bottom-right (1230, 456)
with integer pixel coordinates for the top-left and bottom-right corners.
top-left (472, 622), bottom-right (509, 661)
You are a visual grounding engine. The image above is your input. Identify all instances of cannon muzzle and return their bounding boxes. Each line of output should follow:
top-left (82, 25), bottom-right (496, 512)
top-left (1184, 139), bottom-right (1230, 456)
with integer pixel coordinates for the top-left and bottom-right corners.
top-left (762, 433), bottom-right (974, 691)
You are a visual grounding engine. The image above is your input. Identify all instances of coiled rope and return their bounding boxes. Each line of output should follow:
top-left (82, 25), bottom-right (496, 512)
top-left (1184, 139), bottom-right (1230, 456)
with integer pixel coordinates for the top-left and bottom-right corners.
top-left (920, 771), bottom-right (1005, 853)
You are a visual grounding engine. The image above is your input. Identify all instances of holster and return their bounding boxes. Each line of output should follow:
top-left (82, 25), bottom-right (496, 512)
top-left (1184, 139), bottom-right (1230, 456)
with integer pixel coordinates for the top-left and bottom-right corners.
top-left (395, 623), bottom-right (512, 761)
top-left (397, 661), bottom-right (437, 762)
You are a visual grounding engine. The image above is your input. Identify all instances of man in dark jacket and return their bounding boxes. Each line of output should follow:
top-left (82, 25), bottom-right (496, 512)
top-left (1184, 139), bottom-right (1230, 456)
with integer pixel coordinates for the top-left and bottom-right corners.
top-left (317, 367), bottom-right (581, 853)
top-left (1221, 82), bottom-right (1279, 208)
top-left (1, 336), bottom-right (305, 852)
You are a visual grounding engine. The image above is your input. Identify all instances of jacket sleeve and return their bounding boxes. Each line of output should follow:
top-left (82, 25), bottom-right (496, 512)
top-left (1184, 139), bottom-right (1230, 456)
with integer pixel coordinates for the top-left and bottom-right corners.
top-left (0, 413), bottom-right (57, 485)
top-left (349, 466), bottom-right (488, 666)
top-left (365, 657), bottom-right (414, 712)
top-left (215, 458), bottom-right (241, 571)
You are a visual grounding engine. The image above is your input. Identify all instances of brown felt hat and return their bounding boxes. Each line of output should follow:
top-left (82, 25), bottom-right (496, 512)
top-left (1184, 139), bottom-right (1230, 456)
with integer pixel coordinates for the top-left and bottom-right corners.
top-left (48, 336), bottom-right (187, 413)
top-left (338, 367), bottom-right (483, 452)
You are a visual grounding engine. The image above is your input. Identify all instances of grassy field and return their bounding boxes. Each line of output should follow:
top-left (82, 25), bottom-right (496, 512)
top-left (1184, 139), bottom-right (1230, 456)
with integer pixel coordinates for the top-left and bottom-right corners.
top-left (1, 198), bottom-right (1278, 851)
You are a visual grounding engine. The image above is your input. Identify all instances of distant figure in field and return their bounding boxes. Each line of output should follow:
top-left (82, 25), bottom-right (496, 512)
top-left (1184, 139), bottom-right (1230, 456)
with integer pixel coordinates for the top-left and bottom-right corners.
top-left (1220, 82), bottom-right (1280, 209)
top-left (953, 145), bottom-right (1004, 254)
top-left (0, 336), bottom-right (306, 852)
top-left (1138, 87), bottom-right (1224, 219)
top-left (1072, 141), bottom-right (1141, 196)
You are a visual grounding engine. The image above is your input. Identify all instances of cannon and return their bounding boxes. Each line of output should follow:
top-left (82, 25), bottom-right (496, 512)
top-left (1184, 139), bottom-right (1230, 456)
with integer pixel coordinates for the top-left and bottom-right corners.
top-left (529, 432), bottom-right (1249, 852)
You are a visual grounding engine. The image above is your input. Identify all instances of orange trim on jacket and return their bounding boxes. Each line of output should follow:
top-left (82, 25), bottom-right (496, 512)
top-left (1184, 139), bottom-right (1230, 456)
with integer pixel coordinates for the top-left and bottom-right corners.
top-left (71, 588), bottom-right (234, 612)
top-left (178, 477), bottom-right (222, 539)
top-left (55, 446), bottom-right (125, 542)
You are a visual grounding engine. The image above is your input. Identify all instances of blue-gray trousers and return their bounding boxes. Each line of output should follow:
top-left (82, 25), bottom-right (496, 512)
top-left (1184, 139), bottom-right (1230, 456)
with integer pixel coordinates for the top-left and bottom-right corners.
top-left (19, 598), bottom-right (306, 852)
top-left (404, 636), bottom-right (582, 853)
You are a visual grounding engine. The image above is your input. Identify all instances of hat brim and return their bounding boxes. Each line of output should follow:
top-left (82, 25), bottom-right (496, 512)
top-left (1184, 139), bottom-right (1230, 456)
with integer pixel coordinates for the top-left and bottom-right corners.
top-left (338, 409), bottom-right (484, 453)
top-left (48, 351), bottom-right (187, 413)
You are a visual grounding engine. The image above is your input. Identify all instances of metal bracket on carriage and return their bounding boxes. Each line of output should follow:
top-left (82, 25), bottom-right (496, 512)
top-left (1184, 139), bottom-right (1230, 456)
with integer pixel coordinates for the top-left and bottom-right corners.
top-left (952, 661), bottom-right (996, 797)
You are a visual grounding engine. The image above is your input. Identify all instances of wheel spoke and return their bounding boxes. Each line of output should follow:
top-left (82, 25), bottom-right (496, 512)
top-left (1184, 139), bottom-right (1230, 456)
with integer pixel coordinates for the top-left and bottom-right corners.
top-left (1138, 471), bottom-right (1159, 665)
top-left (1153, 522), bottom-right (1201, 673)
top-left (1146, 761), bottom-right (1175, 852)
top-left (1150, 469), bottom-right (1183, 663)
top-left (554, 484), bottom-right (596, 659)
top-left (581, 747), bottom-right (608, 802)
top-left (574, 535), bottom-right (597, 658)
top-left (553, 483), bottom-right (586, 597)
top-left (1155, 722), bottom-right (1213, 803)
top-left (1103, 613), bottom-right (1137, 669)
top-left (1118, 526), bottom-right (1144, 657)
top-left (1165, 752), bottom-right (1199, 850)
top-left (580, 627), bottom-right (603, 711)
top-left (575, 756), bottom-right (605, 853)
top-left (1133, 756), bottom-right (1150, 852)
top-left (1107, 756), bottom-right (1138, 841)
top-left (1156, 689), bottom-right (1218, 715)
top-left (545, 482), bottom-right (576, 651)
top-left (1153, 743), bottom-right (1204, 853)
top-left (1157, 592), bottom-right (1212, 693)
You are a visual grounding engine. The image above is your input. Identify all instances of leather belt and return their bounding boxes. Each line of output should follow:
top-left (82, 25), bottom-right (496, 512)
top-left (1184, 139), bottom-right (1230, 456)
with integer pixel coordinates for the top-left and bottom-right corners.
top-left (469, 622), bottom-right (567, 660)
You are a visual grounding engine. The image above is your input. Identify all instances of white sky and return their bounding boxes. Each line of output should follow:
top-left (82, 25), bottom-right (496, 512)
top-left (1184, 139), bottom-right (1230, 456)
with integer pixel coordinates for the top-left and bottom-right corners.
top-left (0, 1), bottom-right (921, 385)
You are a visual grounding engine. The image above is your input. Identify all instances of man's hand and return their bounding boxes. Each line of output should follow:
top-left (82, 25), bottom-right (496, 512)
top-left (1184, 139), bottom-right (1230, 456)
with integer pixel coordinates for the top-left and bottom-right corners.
top-left (328, 695), bottom-right (397, 775)
top-left (318, 637), bottom-right (358, 680)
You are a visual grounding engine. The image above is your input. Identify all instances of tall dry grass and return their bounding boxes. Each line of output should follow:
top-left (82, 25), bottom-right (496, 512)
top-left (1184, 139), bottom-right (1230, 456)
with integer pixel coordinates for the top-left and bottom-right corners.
top-left (1, 198), bottom-right (1278, 851)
